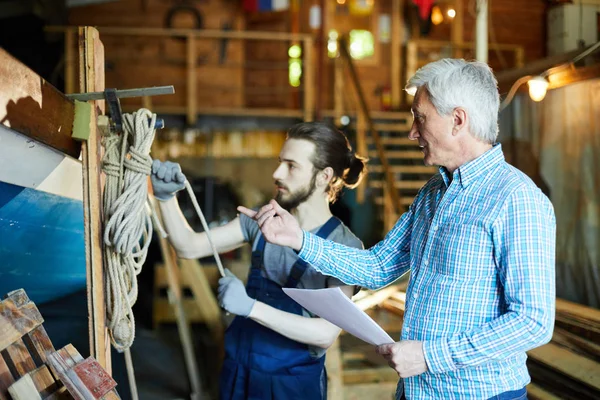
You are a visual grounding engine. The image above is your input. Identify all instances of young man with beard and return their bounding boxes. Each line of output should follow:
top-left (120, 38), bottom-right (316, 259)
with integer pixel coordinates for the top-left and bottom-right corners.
top-left (150, 122), bottom-right (367, 400)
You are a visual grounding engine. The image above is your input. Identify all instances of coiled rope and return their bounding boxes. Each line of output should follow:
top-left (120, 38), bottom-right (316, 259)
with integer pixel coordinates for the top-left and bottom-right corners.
top-left (102, 108), bottom-right (156, 351)
top-left (101, 108), bottom-right (226, 399)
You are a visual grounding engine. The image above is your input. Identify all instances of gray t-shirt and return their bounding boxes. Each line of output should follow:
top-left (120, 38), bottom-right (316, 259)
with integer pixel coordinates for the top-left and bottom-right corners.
top-left (239, 213), bottom-right (363, 289)
top-left (239, 212), bottom-right (363, 359)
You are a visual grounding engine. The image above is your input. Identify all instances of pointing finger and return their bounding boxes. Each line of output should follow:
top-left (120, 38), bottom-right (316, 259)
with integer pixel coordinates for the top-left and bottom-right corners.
top-left (237, 206), bottom-right (257, 218)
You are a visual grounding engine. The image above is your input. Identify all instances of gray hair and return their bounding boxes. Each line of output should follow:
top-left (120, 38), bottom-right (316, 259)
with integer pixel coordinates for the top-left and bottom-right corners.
top-left (406, 58), bottom-right (500, 144)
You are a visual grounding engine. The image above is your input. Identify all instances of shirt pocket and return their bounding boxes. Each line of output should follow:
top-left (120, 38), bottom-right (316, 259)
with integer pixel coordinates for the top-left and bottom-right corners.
top-left (433, 221), bottom-right (495, 279)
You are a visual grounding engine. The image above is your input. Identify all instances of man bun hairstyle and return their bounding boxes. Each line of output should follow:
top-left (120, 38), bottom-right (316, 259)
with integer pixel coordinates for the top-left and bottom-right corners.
top-left (287, 122), bottom-right (368, 202)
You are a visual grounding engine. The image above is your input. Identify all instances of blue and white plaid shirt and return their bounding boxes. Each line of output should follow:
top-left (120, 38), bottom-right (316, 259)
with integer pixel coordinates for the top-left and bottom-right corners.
top-left (298, 144), bottom-right (556, 399)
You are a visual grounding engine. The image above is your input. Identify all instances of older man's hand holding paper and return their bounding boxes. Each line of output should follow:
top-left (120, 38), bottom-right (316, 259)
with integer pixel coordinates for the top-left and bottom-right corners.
top-left (283, 287), bottom-right (428, 378)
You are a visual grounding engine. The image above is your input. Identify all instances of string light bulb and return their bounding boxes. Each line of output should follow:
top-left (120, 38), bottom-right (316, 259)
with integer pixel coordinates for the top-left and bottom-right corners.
top-left (527, 76), bottom-right (549, 102)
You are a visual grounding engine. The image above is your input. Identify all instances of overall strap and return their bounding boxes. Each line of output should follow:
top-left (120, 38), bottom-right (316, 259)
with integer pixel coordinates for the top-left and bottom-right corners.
top-left (284, 217), bottom-right (341, 288)
top-left (250, 234), bottom-right (267, 272)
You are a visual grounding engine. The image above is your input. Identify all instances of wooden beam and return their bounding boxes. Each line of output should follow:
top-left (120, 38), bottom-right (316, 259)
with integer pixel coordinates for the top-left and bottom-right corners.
top-left (303, 37), bottom-right (315, 122)
top-left (180, 259), bottom-right (224, 345)
top-left (527, 343), bottom-right (600, 392)
top-left (354, 286), bottom-right (404, 311)
top-left (451, 0), bottom-right (464, 58)
top-left (48, 26), bottom-right (313, 42)
top-left (325, 339), bottom-right (343, 400)
top-left (0, 48), bottom-right (80, 158)
top-left (78, 26), bottom-right (110, 373)
top-left (548, 63), bottom-right (600, 90)
top-left (186, 34), bottom-right (197, 126)
top-left (391, 0), bottom-right (403, 109)
top-left (343, 367), bottom-right (398, 384)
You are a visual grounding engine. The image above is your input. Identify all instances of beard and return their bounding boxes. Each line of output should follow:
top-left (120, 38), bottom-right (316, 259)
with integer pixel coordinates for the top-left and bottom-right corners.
top-left (275, 172), bottom-right (318, 211)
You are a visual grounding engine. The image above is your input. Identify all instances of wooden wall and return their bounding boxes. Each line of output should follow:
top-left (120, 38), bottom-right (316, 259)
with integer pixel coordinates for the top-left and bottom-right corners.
top-left (69, 0), bottom-right (245, 110)
top-left (67, 0), bottom-right (548, 115)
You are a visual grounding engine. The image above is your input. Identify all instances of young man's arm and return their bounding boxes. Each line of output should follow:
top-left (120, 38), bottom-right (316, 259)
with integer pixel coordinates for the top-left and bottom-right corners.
top-left (152, 159), bottom-right (246, 258)
top-left (158, 198), bottom-right (246, 259)
top-left (219, 273), bottom-right (353, 349)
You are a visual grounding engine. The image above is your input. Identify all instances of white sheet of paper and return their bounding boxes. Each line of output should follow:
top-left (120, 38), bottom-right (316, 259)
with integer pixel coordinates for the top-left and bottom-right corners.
top-left (282, 287), bottom-right (395, 346)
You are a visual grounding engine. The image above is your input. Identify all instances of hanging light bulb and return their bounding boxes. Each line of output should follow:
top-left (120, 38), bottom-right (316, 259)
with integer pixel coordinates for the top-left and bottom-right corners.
top-left (431, 6), bottom-right (444, 25)
top-left (527, 76), bottom-right (549, 102)
top-left (447, 8), bottom-right (456, 18)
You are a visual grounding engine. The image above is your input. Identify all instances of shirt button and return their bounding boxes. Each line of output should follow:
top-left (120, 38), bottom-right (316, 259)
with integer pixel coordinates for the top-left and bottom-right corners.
top-left (413, 293), bottom-right (419, 299)
top-left (432, 225), bottom-right (438, 231)
top-left (423, 259), bottom-right (429, 266)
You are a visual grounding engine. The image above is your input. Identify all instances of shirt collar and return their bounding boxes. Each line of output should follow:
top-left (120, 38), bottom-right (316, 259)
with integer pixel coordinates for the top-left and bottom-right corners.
top-left (438, 143), bottom-right (504, 188)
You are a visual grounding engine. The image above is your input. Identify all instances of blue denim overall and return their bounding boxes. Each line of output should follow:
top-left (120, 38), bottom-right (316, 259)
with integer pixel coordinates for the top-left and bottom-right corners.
top-left (219, 217), bottom-right (341, 400)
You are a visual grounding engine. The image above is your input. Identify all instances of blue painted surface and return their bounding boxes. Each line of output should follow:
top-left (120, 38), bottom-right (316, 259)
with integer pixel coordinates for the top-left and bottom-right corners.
top-left (0, 182), bottom-right (86, 304)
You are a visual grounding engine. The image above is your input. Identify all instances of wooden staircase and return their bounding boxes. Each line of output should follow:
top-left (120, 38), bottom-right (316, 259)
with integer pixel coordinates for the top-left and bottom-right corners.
top-left (359, 117), bottom-right (437, 232)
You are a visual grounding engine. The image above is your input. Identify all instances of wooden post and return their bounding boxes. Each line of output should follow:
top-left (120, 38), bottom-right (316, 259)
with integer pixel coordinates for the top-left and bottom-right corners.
top-left (515, 47), bottom-right (525, 68)
top-left (405, 41), bottom-right (418, 105)
top-left (356, 110), bottom-right (366, 204)
top-left (65, 30), bottom-right (75, 95)
top-left (151, 199), bottom-right (205, 400)
top-left (78, 27), bottom-right (110, 373)
top-left (325, 339), bottom-right (344, 400)
top-left (333, 57), bottom-right (343, 124)
top-left (303, 37), bottom-right (315, 122)
top-left (451, 0), bottom-right (464, 58)
top-left (391, 0), bottom-right (403, 109)
top-left (186, 33), bottom-right (197, 126)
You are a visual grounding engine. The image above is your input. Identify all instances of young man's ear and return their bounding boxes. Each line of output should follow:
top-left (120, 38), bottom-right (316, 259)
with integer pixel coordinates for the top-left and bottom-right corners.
top-left (452, 107), bottom-right (468, 136)
top-left (318, 167), bottom-right (334, 186)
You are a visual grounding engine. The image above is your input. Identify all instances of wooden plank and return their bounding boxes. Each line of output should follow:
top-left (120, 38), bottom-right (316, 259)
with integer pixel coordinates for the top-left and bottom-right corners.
top-left (78, 26), bottom-right (110, 374)
top-left (368, 150), bottom-right (423, 159)
top-left (370, 181), bottom-right (428, 190)
top-left (391, 0), bottom-right (402, 109)
top-left (151, 198), bottom-right (205, 399)
top-left (325, 339), bottom-right (343, 400)
top-left (0, 48), bottom-right (80, 158)
top-left (355, 286), bottom-right (404, 311)
top-left (180, 260), bottom-right (224, 344)
top-left (343, 367), bottom-right (398, 384)
top-left (366, 137), bottom-right (416, 145)
top-left (0, 290), bottom-right (44, 352)
top-left (7, 374), bottom-right (42, 400)
top-left (553, 327), bottom-right (600, 362)
top-left (527, 342), bottom-right (600, 391)
top-left (46, 345), bottom-right (86, 399)
top-left (186, 34), bottom-right (197, 125)
top-left (155, 264), bottom-right (220, 290)
top-left (23, 325), bottom-right (56, 368)
top-left (303, 37), bottom-right (315, 122)
top-left (356, 110), bottom-right (367, 204)
top-left (526, 383), bottom-right (561, 400)
top-left (66, 357), bottom-right (118, 399)
top-left (0, 355), bottom-right (15, 400)
top-left (28, 366), bottom-right (59, 398)
top-left (3, 339), bottom-right (37, 378)
top-left (451, 0), bottom-right (464, 59)
top-left (48, 26), bottom-right (313, 42)
top-left (548, 63), bottom-right (600, 90)
top-left (153, 298), bottom-right (204, 324)
top-left (369, 165), bottom-right (437, 174)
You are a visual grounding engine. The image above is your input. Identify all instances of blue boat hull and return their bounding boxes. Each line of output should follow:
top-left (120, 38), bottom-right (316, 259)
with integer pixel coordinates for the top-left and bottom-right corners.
top-left (0, 181), bottom-right (86, 304)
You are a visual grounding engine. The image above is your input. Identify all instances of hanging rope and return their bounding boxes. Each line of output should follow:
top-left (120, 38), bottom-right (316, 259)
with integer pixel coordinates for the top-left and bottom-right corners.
top-left (183, 180), bottom-right (226, 278)
top-left (102, 108), bottom-right (156, 351)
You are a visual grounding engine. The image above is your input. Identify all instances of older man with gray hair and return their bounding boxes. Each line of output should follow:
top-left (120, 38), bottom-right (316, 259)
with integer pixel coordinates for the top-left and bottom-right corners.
top-left (240, 59), bottom-right (556, 400)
